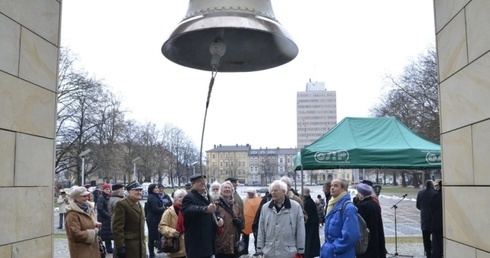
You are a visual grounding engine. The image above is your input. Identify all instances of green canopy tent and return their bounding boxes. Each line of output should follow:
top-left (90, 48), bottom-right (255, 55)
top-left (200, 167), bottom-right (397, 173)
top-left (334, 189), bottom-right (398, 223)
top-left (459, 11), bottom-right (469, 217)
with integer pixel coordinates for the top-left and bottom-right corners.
top-left (297, 117), bottom-right (441, 170)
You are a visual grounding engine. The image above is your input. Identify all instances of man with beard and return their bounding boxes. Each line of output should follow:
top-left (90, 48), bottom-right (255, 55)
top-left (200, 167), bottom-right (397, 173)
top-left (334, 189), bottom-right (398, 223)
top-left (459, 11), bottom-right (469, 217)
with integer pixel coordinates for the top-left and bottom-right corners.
top-left (209, 181), bottom-right (221, 202)
top-left (182, 174), bottom-right (224, 258)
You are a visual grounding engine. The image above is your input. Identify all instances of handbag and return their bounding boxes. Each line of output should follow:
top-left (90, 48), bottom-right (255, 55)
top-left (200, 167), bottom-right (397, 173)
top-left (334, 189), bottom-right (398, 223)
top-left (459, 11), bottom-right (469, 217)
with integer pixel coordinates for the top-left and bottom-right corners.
top-left (161, 235), bottom-right (180, 253)
top-left (97, 235), bottom-right (106, 258)
top-left (234, 237), bottom-right (246, 257)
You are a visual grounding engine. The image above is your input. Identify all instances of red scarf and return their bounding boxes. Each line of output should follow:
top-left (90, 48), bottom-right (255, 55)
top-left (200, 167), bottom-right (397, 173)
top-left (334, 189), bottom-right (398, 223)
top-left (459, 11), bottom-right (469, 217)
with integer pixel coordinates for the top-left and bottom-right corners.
top-left (175, 202), bottom-right (185, 233)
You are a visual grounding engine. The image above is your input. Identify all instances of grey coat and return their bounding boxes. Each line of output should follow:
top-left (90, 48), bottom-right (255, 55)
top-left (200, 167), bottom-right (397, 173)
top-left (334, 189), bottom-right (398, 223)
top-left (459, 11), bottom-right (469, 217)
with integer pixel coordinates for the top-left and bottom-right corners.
top-left (257, 198), bottom-right (305, 258)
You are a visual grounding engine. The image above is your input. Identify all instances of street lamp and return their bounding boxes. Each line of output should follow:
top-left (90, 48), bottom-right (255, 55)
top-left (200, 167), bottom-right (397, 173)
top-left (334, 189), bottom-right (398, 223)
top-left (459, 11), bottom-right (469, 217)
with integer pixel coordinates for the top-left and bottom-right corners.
top-left (79, 149), bottom-right (91, 186)
top-left (191, 161), bottom-right (199, 175)
top-left (132, 157), bottom-right (141, 181)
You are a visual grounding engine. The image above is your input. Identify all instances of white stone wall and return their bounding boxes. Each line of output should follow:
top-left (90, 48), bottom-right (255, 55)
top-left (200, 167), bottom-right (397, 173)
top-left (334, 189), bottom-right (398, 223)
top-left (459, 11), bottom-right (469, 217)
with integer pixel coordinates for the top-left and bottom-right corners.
top-left (435, 0), bottom-right (490, 256)
top-left (0, 0), bottom-right (60, 257)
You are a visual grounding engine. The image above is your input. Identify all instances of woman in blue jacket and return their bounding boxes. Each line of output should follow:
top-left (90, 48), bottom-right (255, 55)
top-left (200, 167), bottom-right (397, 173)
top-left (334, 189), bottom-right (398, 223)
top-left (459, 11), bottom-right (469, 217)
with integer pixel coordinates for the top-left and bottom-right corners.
top-left (321, 179), bottom-right (360, 258)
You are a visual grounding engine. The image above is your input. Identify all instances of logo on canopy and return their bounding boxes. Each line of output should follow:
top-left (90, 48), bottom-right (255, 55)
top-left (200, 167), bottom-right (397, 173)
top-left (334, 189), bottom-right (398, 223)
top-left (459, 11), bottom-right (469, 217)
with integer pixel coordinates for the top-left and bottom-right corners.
top-left (426, 152), bottom-right (441, 164)
top-left (314, 151), bottom-right (350, 163)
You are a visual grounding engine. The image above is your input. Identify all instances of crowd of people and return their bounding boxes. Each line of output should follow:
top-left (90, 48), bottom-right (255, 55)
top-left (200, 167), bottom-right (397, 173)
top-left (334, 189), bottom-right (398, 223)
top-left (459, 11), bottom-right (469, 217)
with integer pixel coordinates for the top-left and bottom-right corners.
top-left (60, 176), bottom-right (442, 258)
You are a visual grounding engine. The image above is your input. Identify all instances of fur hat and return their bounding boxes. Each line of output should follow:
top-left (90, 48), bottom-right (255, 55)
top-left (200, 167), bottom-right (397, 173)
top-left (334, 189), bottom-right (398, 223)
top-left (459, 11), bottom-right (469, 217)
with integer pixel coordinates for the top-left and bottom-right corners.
top-left (357, 183), bottom-right (372, 196)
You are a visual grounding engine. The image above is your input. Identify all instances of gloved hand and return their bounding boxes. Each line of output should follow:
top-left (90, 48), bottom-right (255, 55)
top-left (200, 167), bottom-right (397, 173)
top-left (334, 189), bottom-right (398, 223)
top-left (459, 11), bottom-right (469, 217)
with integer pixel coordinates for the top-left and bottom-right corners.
top-left (232, 218), bottom-right (243, 229)
top-left (116, 247), bottom-right (126, 258)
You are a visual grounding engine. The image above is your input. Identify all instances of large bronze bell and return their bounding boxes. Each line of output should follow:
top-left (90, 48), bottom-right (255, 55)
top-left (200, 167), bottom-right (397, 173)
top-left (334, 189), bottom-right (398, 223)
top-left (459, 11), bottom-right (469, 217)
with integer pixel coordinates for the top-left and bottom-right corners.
top-left (162, 0), bottom-right (299, 72)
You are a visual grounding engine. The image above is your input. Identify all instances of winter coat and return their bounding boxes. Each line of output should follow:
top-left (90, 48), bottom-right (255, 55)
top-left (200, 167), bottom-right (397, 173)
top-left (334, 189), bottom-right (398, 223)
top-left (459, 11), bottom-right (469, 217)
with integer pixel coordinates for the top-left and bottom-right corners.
top-left (96, 192), bottom-right (113, 241)
top-left (108, 193), bottom-right (124, 217)
top-left (112, 197), bottom-right (147, 258)
top-left (146, 193), bottom-right (167, 241)
top-left (243, 196), bottom-right (261, 235)
top-left (416, 187), bottom-right (436, 230)
top-left (158, 205), bottom-right (186, 258)
top-left (216, 197), bottom-right (244, 256)
top-left (257, 197), bottom-right (306, 258)
top-left (356, 196), bottom-right (386, 258)
top-left (182, 189), bottom-right (219, 258)
top-left (429, 190), bottom-right (443, 233)
top-left (321, 193), bottom-right (360, 258)
top-left (57, 195), bottom-right (70, 213)
top-left (303, 196), bottom-right (320, 258)
top-left (65, 201), bottom-right (100, 258)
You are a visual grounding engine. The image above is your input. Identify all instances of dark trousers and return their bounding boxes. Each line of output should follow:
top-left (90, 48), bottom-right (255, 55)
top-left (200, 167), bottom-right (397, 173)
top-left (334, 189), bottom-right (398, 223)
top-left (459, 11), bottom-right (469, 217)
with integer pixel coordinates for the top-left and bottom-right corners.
top-left (105, 240), bottom-right (113, 253)
top-left (58, 213), bottom-right (66, 229)
top-left (431, 231), bottom-right (443, 258)
top-left (422, 229), bottom-right (432, 257)
top-left (242, 233), bottom-right (250, 255)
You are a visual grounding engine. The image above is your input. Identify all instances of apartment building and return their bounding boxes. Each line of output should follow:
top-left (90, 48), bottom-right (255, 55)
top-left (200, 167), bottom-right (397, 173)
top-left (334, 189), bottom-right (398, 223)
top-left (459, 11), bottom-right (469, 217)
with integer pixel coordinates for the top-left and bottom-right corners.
top-left (206, 145), bottom-right (298, 185)
top-left (296, 80), bottom-right (337, 149)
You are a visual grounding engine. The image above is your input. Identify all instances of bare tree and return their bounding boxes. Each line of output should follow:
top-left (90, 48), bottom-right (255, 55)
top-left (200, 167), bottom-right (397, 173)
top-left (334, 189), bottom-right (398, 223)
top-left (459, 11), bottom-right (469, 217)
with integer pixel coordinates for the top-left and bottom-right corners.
top-left (371, 47), bottom-right (439, 143)
top-left (371, 48), bottom-right (439, 184)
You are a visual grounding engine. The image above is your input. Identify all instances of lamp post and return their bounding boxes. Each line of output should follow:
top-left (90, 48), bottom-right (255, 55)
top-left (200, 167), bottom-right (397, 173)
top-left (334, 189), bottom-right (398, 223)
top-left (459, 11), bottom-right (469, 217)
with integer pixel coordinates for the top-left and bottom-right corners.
top-left (132, 157), bottom-right (141, 181)
top-left (79, 149), bottom-right (91, 186)
top-left (191, 161), bottom-right (199, 175)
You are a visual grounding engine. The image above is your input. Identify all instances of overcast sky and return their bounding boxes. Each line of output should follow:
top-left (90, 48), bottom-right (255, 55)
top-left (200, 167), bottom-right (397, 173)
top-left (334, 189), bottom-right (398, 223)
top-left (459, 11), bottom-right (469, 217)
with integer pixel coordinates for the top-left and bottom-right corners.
top-left (60, 1), bottom-right (435, 151)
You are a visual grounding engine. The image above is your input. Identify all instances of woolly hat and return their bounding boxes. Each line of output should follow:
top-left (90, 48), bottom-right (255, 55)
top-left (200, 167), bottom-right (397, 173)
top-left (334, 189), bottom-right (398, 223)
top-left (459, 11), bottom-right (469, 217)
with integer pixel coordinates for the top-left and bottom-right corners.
top-left (357, 183), bottom-right (372, 196)
top-left (102, 183), bottom-right (111, 190)
top-left (112, 184), bottom-right (124, 191)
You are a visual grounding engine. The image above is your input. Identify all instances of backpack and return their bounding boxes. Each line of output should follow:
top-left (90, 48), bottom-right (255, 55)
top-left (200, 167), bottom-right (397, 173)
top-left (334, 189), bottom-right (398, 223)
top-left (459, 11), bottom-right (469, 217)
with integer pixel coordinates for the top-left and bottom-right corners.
top-left (341, 200), bottom-right (369, 255)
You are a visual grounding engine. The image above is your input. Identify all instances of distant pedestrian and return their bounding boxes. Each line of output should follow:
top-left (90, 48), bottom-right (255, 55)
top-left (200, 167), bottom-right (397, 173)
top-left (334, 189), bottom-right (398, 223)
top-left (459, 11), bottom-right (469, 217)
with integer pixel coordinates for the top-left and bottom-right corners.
top-left (57, 190), bottom-right (70, 229)
top-left (302, 188), bottom-right (320, 258)
top-left (315, 194), bottom-right (326, 226)
top-left (112, 181), bottom-right (146, 258)
top-left (108, 184), bottom-right (125, 216)
top-left (145, 183), bottom-right (168, 258)
top-left (242, 188), bottom-right (261, 255)
top-left (256, 180), bottom-right (305, 258)
top-left (322, 181), bottom-right (332, 216)
top-left (355, 183), bottom-right (386, 258)
top-left (65, 187), bottom-right (101, 258)
top-left (430, 180), bottom-right (443, 258)
top-left (252, 189), bottom-right (272, 256)
top-left (182, 174), bottom-right (224, 258)
top-left (416, 180), bottom-right (436, 258)
top-left (184, 183), bottom-right (192, 194)
top-left (96, 183), bottom-right (114, 254)
top-left (321, 178), bottom-right (360, 258)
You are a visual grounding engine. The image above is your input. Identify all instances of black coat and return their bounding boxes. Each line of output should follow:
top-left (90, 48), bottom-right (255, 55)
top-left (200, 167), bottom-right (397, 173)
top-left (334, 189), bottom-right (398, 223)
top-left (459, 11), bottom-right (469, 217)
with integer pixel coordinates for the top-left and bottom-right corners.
top-left (182, 189), bottom-right (219, 258)
top-left (146, 193), bottom-right (167, 240)
top-left (303, 196), bottom-right (320, 258)
top-left (416, 187), bottom-right (436, 230)
top-left (429, 190), bottom-right (443, 233)
top-left (357, 196), bottom-right (386, 258)
top-left (96, 193), bottom-right (113, 241)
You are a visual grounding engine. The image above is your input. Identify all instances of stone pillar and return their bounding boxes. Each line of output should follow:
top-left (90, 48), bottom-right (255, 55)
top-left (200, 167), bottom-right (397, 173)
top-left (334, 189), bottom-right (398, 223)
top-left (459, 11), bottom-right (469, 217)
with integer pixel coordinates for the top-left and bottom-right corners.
top-left (0, 0), bottom-right (60, 257)
top-left (435, 0), bottom-right (490, 256)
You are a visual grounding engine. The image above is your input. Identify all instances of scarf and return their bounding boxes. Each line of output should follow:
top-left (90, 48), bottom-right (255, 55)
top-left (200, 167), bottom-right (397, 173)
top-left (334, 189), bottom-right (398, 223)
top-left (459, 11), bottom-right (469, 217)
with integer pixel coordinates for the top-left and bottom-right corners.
top-left (175, 202), bottom-right (185, 233)
top-left (76, 201), bottom-right (89, 214)
top-left (326, 191), bottom-right (347, 215)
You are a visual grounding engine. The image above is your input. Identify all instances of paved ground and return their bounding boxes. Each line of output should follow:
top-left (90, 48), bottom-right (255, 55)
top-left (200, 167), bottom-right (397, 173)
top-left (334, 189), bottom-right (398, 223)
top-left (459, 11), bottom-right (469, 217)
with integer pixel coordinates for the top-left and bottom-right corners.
top-left (54, 186), bottom-right (426, 257)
